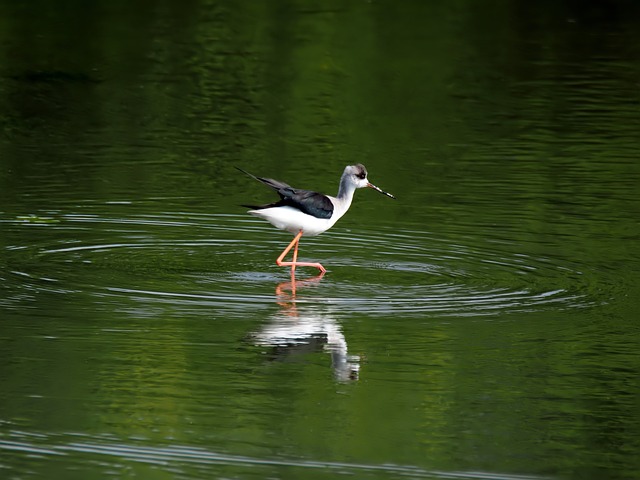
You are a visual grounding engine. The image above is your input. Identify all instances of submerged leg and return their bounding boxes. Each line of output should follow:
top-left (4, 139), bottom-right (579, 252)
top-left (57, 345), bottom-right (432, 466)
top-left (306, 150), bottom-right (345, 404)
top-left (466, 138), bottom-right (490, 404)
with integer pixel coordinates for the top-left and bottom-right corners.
top-left (276, 230), bottom-right (326, 274)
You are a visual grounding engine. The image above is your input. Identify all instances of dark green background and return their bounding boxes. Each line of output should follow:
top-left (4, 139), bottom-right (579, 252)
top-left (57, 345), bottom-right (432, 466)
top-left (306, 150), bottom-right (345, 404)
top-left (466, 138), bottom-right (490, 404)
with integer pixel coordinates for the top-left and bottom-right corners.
top-left (1, 1), bottom-right (639, 479)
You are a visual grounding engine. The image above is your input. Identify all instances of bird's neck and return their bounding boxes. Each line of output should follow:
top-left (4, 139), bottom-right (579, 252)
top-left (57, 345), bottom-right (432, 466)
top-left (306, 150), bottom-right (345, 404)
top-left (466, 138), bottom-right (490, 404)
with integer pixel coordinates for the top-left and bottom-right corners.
top-left (334, 177), bottom-right (357, 217)
top-left (336, 176), bottom-right (356, 202)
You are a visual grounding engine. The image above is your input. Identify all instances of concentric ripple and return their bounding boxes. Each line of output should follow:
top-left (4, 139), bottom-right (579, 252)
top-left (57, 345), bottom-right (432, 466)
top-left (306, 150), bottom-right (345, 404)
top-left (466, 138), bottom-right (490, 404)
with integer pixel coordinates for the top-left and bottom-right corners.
top-left (1, 209), bottom-right (602, 318)
top-left (0, 429), bottom-right (550, 480)
top-left (292, 226), bottom-right (600, 317)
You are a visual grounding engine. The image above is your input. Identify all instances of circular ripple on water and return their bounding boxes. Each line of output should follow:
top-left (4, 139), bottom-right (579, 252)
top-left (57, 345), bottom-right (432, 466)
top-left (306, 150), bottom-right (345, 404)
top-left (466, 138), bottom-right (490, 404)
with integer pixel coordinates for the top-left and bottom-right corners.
top-left (1, 212), bottom-right (603, 318)
top-left (272, 225), bottom-right (602, 317)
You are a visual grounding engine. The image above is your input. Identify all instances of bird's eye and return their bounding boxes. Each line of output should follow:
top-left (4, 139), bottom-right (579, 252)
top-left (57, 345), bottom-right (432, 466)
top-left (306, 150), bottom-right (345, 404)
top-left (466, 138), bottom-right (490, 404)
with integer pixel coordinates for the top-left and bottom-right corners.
top-left (357, 172), bottom-right (366, 179)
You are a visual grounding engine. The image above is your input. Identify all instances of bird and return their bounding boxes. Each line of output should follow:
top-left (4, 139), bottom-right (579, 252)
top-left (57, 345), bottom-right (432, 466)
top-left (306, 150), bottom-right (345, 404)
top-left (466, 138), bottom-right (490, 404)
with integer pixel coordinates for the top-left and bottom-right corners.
top-left (237, 164), bottom-right (395, 274)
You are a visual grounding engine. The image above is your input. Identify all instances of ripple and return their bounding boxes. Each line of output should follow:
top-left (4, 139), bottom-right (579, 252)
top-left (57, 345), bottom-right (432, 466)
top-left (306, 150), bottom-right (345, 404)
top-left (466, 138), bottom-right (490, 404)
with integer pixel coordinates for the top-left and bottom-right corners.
top-left (0, 429), bottom-right (550, 480)
top-left (1, 210), bottom-right (603, 318)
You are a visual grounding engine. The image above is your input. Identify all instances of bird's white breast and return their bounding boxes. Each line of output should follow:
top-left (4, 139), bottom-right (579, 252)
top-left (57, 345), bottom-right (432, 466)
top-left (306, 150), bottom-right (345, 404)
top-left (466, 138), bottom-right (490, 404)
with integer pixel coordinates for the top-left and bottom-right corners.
top-left (248, 206), bottom-right (338, 236)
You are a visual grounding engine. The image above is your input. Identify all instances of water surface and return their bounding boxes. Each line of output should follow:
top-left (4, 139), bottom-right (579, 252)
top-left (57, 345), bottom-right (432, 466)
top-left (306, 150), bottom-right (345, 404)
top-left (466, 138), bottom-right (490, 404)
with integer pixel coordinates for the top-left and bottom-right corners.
top-left (1, 1), bottom-right (640, 479)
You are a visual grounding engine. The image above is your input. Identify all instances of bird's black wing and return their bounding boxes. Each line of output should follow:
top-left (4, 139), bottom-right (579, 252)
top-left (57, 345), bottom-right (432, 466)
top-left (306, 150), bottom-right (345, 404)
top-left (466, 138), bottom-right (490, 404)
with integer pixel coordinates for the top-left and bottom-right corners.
top-left (278, 187), bottom-right (334, 219)
top-left (235, 167), bottom-right (293, 191)
top-left (236, 166), bottom-right (334, 219)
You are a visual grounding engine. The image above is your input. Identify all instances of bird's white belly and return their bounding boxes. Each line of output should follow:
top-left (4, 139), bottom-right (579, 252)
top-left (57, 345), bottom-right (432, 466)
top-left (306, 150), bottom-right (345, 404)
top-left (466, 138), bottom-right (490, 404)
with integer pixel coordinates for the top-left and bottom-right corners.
top-left (248, 206), bottom-right (337, 236)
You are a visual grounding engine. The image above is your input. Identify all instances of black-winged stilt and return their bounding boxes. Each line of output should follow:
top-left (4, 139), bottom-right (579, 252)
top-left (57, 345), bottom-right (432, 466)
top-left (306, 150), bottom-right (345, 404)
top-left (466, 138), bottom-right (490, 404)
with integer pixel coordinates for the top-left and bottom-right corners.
top-left (237, 164), bottom-right (395, 274)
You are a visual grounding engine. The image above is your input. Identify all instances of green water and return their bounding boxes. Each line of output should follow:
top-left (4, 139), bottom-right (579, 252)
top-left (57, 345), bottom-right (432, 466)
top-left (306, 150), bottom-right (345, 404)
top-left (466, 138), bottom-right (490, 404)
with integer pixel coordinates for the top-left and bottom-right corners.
top-left (2, 1), bottom-right (640, 479)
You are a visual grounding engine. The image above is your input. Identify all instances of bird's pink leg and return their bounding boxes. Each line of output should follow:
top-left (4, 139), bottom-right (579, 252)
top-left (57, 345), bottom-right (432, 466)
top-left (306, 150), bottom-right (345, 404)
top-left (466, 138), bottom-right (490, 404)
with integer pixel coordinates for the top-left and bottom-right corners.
top-left (291, 235), bottom-right (299, 275)
top-left (290, 241), bottom-right (298, 295)
top-left (276, 230), bottom-right (327, 274)
top-left (276, 230), bottom-right (303, 269)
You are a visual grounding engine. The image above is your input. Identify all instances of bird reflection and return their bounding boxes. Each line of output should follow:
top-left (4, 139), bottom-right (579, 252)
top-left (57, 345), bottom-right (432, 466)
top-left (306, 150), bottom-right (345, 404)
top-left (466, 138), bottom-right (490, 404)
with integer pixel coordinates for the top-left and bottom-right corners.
top-left (251, 271), bottom-right (360, 382)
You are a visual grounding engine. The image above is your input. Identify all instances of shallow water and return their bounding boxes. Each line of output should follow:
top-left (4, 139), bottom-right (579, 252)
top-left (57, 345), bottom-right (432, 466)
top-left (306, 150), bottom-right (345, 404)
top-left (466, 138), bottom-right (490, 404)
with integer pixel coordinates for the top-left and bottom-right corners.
top-left (2, 1), bottom-right (640, 479)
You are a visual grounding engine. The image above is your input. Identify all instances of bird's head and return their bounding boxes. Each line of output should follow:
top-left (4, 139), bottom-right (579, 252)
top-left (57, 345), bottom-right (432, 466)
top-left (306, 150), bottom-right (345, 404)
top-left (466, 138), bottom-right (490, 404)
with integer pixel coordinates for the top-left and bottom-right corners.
top-left (344, 164), bottom-right (395, 199)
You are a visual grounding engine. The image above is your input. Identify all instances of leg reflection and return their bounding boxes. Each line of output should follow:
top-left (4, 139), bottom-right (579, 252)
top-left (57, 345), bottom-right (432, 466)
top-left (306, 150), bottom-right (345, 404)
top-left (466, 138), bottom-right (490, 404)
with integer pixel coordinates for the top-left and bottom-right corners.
top-left (275, 269), bottom-right (325, 300)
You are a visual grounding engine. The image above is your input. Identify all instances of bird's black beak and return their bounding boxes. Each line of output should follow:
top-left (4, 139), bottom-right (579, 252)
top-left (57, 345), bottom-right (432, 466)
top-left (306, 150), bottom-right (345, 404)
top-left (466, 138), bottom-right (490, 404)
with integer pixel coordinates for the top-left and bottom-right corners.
top-left (367, 182), bottom-right (395, 199)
